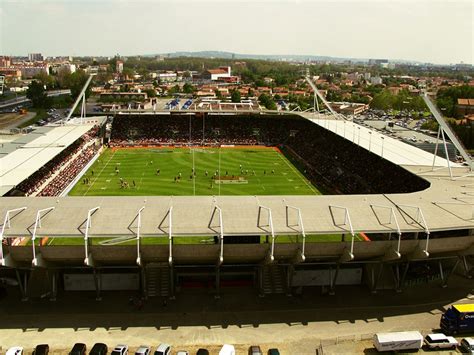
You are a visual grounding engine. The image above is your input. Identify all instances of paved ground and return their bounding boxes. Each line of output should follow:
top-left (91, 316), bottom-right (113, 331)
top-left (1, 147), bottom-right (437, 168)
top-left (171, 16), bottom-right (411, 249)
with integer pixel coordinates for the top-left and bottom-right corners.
top-left (1, 274), bottom-right (473, 354)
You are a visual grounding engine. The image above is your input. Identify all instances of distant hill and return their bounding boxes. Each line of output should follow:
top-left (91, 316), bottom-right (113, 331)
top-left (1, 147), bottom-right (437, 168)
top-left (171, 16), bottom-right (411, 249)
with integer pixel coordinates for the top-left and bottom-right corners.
top-left (143, 50), bottom-right (419, 64)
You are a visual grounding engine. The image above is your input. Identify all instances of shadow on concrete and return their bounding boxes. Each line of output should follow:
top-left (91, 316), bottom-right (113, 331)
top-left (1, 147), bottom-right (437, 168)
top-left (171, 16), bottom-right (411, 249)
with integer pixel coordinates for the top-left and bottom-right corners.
top-left (0, 274), bottom-right (473, 331)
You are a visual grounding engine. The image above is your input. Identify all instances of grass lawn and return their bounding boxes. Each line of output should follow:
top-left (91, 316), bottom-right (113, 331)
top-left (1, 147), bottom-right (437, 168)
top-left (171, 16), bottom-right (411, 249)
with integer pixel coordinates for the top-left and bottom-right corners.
top-left (69, 147), bottom-right (320, 196)
top-left (40, 234), bottom-right (361, 246)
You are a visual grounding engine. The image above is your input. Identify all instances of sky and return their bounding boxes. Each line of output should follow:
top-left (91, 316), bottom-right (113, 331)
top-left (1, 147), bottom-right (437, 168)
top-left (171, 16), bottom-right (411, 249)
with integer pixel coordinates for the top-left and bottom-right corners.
top-left (0, 0), bottom-right (472, 65)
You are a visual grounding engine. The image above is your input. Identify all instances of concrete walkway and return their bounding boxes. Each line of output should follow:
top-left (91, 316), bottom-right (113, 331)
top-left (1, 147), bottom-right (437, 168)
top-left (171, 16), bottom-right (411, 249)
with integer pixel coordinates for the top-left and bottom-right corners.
top-left (0, 274), bottom-right (473, 354)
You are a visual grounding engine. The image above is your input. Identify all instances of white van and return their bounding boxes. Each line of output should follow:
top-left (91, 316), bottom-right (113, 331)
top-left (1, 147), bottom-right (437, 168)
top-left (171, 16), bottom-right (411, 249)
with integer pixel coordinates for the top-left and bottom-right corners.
top-left (218, 344), bottom-right (235, 355)
top-left (373, 331), bottom-right (423, 352)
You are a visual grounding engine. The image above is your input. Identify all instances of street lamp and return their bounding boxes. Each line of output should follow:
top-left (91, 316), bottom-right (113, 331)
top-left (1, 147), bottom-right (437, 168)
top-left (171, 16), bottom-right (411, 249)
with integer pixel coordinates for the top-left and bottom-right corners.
top-left (381, 136), bottom-right (385, 158)
top-left (343, 120), bottom-right (346, 139)
top-left (368, 131), bottom-right (372, 152)
top-left (357, 127), bottom-right (361, 145)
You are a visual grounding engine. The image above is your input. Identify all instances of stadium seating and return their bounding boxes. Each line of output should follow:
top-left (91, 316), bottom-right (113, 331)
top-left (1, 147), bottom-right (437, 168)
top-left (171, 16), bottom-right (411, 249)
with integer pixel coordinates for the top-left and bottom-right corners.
top-left (12, 127), bottom-right (100, 197)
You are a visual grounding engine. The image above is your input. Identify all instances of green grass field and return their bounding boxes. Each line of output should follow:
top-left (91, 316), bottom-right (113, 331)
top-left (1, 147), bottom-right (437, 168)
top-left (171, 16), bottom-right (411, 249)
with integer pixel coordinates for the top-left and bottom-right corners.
top-left (38, 234), bottom-right (363, 246)
top-left (69, 147), bottom-right (320, 196)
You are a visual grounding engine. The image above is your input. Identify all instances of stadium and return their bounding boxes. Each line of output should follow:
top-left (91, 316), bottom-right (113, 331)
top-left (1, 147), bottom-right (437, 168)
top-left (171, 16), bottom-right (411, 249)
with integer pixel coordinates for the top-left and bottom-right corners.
top-left (0, 81), bottom-right (473, 302)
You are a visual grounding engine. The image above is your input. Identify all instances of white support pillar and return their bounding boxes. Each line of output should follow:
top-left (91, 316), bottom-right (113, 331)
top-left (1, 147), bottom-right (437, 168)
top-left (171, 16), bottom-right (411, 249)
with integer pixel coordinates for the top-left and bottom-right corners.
top-left (0, 207), bottom-right (27, 267)
top-left (31, 207), bottom-right (55, 267)
top-left (84, 206), bottom-right (100, 266)
top-left (370, 204), bottom-right (402, 260)
top-left (135, 206), bottom-right (145, 266)
top-left (329, 205), bottom-right (355, 262)
top-left (80, 93), bottom-right (86, 122)
top-left (398, 204), bottom-right (430, 258)
top-left (258, 205), bottom-right (275, 263)
top-left (431, 126), bottom-right (441, 171)
top-left (168, 206), bottom-right (173, 266)
top-left (66, 74), bottom-right (94, 121)
top-left (440, 128), bottom-right (453, 179)
top-left (209, 205), bottom-right (224, 266)
top-left (285, 205), bottom-right (306, 262)
top-left (381, 136), bottom-right (385, 158)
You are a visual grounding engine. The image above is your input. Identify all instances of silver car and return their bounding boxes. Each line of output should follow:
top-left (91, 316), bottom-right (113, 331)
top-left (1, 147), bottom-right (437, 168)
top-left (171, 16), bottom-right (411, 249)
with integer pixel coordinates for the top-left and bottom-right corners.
top-left (6, 347), bottom-right (23, 355)
top-left (460, 338), bottom-right (474, 354)
top-left (135, 346), bottom-right (151, 355)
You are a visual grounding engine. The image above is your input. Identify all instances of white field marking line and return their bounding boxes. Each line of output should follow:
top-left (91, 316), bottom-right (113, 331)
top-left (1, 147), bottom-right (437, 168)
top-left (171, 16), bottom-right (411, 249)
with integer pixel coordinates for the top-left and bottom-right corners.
top-left (275, 150), bottom-right (318, 194)
top-left (242, 149), bottom-right (265, 191)
top-left (83, 149), bottom-right (117, 196)
top-left (137, 171), bottom-right (145, 191)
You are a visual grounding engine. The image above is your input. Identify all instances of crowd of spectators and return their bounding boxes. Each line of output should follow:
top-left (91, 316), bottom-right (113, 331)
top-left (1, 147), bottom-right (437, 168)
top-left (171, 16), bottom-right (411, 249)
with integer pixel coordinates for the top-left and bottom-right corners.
top-left (13, 126), bottom-right (100, 196)
top-left (37, 146), bottom-right (97, 196)
top-left (109, 114), bottom-right (430, 194)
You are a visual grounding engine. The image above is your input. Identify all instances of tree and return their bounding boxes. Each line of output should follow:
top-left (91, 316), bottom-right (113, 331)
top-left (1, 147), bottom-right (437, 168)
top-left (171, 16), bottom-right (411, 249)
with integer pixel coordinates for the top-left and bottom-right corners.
top-left (33, 72), bottom-right (55, 90)
top-left (258, 93), bottom-right (277, 110)
top-left (144, 89), bottom-right (157, 98)
top-left (231, 90), bottom-right (241, 103)
top-left (182, 83), bottom-right (195, 94)
top-left (69, 70), bottom-right (92, 99)
top-left (26, 81), bottom-right (51, 108)
top-left (56, 67), bottom-right (72, 89)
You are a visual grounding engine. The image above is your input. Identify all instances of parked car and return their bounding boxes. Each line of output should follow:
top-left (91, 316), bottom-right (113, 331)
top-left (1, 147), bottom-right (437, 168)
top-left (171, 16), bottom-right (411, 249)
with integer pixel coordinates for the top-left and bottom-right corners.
top-left (176, 351), bottom-right (189, 355)
top-left (33, 344), bottom-right (49, 355)
top-left (219, 345), bottom-right (235, 355)
top-left (424, 333), bottom-right (458, 350)
top-left (70, 343), bottom-right (87, 355)
top-left (153, 344), bottom-right (170, 355)
top-left (6, 347), bottom-right (23, 355)
top-left (460, 338), bottom-right (474, 354)
top-left (196, 349), bottom-right (209, 355)
top-left (111, 345), bottom-right (128, 355)
top-left (135, 346), bottom-right (150, 355)
top-left (248, 346), bottom-right (263, 355)
top-left (267, 350), bottom-right (280, 355)
top-left (89, 343), bottom-right (108, 355)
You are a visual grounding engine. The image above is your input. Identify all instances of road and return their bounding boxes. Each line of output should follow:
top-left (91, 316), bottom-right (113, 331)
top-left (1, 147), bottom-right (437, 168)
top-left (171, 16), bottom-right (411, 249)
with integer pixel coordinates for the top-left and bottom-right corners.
top-left (0, 90), bottom-right (71, 109)
top-left (0, 112), bottom-right (36, 130)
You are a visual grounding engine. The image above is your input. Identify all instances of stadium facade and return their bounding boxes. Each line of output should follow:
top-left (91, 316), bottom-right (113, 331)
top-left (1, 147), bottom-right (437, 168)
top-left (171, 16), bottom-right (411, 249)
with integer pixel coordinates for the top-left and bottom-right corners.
top-left (0, 111), bottom-right (473, 301)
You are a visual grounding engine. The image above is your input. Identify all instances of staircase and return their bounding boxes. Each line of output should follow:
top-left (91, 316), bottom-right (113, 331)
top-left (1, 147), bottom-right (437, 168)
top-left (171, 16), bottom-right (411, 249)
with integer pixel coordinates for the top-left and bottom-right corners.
top-left (261, 264), bottom-right (286, 294)
top-left (146, 263), bottom-right (170, 298)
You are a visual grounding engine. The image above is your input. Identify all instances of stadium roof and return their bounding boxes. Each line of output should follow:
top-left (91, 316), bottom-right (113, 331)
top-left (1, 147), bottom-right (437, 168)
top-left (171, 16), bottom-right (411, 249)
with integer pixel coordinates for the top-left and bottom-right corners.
top-left (1, 165), bottom-right (473, 238)
top-left (0, 124), bottom-right (95, 196)
top-left (305, 117), bottom-right (460, 168)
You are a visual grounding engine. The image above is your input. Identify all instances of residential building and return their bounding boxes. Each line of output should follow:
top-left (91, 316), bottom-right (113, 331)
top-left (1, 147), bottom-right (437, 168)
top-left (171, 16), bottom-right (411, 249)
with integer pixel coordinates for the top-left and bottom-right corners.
top-left (203, 66), bottom-right (231, 81)
top-left (370, 76), bottom-right (383, 85)
top-left (116, 60), bottom-right (124, 74)
top-left (0, 68), bottom-right (22, 80)
top-left (0, 56), bottom-right (12, 67)
top-left (457, 98), bottom-right (474, 116)
top-left (28, 53), bottom-right (43, 62)
top-left (158, 72), bottom-right (177, 82)
top-left (0, 75), bottom-right (4, 95)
